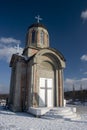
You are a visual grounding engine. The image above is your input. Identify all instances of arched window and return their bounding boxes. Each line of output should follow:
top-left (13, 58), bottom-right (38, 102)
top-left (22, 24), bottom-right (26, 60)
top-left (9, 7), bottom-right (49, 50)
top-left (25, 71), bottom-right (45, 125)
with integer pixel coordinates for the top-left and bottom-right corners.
top-left (32, 30), bottom-right (35, 43)
top-left (40, 31), bottom-right (44, 44)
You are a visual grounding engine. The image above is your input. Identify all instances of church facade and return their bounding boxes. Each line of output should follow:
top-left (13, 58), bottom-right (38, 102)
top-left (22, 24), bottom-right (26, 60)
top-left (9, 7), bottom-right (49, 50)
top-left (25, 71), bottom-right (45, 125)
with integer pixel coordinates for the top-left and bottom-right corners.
top-left (9, 20), bottom-right (66, 112)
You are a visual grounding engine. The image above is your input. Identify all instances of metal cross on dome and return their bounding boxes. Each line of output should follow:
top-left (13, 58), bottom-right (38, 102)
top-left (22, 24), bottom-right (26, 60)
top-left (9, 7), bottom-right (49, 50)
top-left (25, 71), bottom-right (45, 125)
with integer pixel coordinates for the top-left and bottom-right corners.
top-left (35, 15), bottom-right (42, 23)
top-left (15, 43), bottom-right (20, 54)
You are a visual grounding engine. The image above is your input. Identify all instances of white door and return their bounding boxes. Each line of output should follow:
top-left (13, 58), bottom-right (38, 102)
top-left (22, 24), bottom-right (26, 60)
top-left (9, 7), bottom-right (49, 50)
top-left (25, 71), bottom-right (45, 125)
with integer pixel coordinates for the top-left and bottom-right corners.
top-left (39, 78), bottom-right (45, 107)
top-left (39, 78), bottom-right (53, 107)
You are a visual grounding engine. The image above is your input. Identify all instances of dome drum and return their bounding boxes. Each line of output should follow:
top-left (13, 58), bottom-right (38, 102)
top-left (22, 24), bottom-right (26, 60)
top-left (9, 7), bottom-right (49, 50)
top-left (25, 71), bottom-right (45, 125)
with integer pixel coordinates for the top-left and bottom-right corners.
top-left (25, 24), bottom-right (49, 48)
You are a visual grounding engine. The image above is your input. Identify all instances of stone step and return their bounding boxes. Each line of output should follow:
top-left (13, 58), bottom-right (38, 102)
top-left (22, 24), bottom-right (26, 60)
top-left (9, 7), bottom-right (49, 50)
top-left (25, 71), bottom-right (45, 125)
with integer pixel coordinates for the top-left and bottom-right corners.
top-left (50, 107), bottom-right (75, 114)
top-left (41, 115), bottom-right (58, 120)
top-left (41, 113), bottom-right (65, 120)
top-left (43, 111), bottom-right (75, 118)
top-left (50, 107), bottom-right (72, 113)
top-left (47, 110), bottom-right (73, 116)
top-left (41, 107), bottom-right (81, 121)
top-left (58, 112), bottom-right (74, 116)
top-left (47, 107), bottom-right (74, 115)
top-left (63, 113), bottom-right (77, 119)
top-left (42, 114), bottom-right (80, 121)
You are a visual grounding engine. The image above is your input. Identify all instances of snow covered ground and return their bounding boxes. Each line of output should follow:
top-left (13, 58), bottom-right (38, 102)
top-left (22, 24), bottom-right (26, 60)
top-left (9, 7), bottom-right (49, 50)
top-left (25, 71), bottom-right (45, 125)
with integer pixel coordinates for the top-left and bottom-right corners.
top-left (0, 105), bottom-right (87, 130)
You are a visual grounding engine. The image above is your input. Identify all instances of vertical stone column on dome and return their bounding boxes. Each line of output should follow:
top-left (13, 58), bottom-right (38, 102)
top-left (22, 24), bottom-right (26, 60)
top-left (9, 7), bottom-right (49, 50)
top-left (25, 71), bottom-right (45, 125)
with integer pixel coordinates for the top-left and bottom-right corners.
top-left (58, 69), bottom-right (64, 107)
top-left (44, 32), bottom-right (46, 46)
top-left (37, 30), bottom-right (39, 46)
top-left (37, 30), bottom-right (40, 46)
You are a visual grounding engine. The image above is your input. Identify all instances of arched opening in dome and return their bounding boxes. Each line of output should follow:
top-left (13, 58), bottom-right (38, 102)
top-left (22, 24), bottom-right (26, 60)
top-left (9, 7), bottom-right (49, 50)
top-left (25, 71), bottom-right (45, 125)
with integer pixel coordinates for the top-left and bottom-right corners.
top-left (32, 30), bottom-right (36, 43)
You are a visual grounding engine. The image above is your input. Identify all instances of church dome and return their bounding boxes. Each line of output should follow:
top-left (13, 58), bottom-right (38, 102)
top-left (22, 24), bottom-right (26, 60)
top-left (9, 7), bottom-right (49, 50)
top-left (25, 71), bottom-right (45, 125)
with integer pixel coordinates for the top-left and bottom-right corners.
top-left (25, 22), bottom-right (49, 48)
top-left (28, 23), bottom-right (47, 30)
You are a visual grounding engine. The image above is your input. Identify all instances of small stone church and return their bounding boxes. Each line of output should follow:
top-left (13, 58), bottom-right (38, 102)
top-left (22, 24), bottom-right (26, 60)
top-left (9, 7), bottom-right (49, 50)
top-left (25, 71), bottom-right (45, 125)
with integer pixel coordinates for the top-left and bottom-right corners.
top-left (9, 17), bottom-right (66, 112)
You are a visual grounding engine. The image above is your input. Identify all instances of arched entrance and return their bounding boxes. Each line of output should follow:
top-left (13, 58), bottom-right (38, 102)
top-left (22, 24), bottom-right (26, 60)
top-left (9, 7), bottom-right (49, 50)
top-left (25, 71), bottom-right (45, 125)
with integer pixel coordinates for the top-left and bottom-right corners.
top-left (33, 48), bottom-right (65, 108)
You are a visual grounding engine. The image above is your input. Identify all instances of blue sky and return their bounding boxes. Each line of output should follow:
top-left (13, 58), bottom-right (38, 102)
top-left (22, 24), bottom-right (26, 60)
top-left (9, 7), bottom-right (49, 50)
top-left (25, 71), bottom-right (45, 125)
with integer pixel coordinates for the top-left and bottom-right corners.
top-left (0, 0), bottom-right (87, 93)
